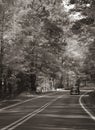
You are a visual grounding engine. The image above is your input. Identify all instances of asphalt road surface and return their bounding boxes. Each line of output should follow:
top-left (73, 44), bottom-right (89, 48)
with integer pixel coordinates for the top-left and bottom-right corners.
top-left (0, 90), bottom-right (95, 130)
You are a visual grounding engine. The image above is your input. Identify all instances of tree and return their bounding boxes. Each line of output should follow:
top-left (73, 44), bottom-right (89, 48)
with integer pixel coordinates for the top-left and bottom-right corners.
top-left (0, 0), bottom-right (68, 94)
top-left (67, 0), bottom-right (95, 87)
top-left (0, 0), bottom-right (16, 96)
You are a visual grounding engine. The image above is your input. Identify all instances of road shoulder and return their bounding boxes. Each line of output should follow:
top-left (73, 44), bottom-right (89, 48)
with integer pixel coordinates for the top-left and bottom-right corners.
top-left (79, 91), bottom-right (95, 121)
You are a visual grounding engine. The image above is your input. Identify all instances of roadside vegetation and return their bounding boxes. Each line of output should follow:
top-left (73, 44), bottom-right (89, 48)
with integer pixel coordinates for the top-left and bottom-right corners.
top-left (0, 0), bottom-right (95, 99)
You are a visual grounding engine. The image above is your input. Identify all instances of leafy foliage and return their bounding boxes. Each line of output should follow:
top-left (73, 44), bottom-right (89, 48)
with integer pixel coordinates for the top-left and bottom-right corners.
top-left (0, 0), bottom-right (68, 97)
top-left (0, 0), bottom-right (95, 97)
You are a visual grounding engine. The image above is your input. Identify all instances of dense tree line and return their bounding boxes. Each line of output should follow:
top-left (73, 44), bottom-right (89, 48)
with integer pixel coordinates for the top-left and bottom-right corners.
top-left (0, 0), bottom-right (95, 98)
top-left (70, 0), bottom-right (95, 82)
top-left (0, 0), bottom-right (67, 98)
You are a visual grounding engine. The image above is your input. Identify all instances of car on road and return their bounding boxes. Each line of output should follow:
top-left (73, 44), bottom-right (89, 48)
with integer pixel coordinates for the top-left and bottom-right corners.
top-left (70, 86), bottom-right (80, 95)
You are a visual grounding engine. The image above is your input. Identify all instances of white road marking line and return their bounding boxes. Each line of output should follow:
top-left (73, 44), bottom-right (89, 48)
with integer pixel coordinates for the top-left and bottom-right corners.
top-left (79, 90), bottom-right (95, 121)
top-left (1, 95), bottom-right (63, 130)
top-left (0, 96), bottom-right (40, 112)
top-left (0, 92), bottom-right (58, 112)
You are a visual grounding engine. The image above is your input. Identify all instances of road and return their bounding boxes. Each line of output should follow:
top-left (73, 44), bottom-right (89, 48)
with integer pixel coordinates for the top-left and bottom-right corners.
top-left (0, 90), bottom-right (95, 130)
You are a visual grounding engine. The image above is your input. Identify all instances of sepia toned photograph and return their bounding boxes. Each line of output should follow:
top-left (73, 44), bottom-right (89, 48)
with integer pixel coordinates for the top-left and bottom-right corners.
top-left (0, 0), bottom-right (95, 130)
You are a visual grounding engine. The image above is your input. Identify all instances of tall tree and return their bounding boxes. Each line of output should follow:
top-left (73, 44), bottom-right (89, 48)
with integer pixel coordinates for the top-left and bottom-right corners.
top-left (0, 0), bottom-right (16, 96)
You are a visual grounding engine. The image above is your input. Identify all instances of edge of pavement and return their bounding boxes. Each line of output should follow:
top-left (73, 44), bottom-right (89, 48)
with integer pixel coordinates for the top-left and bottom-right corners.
top-left (0, 91), bottom-right (58, 111)
top-left (79, 90), bottom-right (95, 121)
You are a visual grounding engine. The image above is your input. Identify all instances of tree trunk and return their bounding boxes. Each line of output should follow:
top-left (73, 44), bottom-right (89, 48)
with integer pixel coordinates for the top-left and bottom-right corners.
top-left (0, 9), bottom-right (5, 98)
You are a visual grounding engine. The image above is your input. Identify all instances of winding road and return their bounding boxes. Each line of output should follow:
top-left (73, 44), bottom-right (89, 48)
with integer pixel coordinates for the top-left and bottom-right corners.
top-left (0, 90), bottom-right (95, 130)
